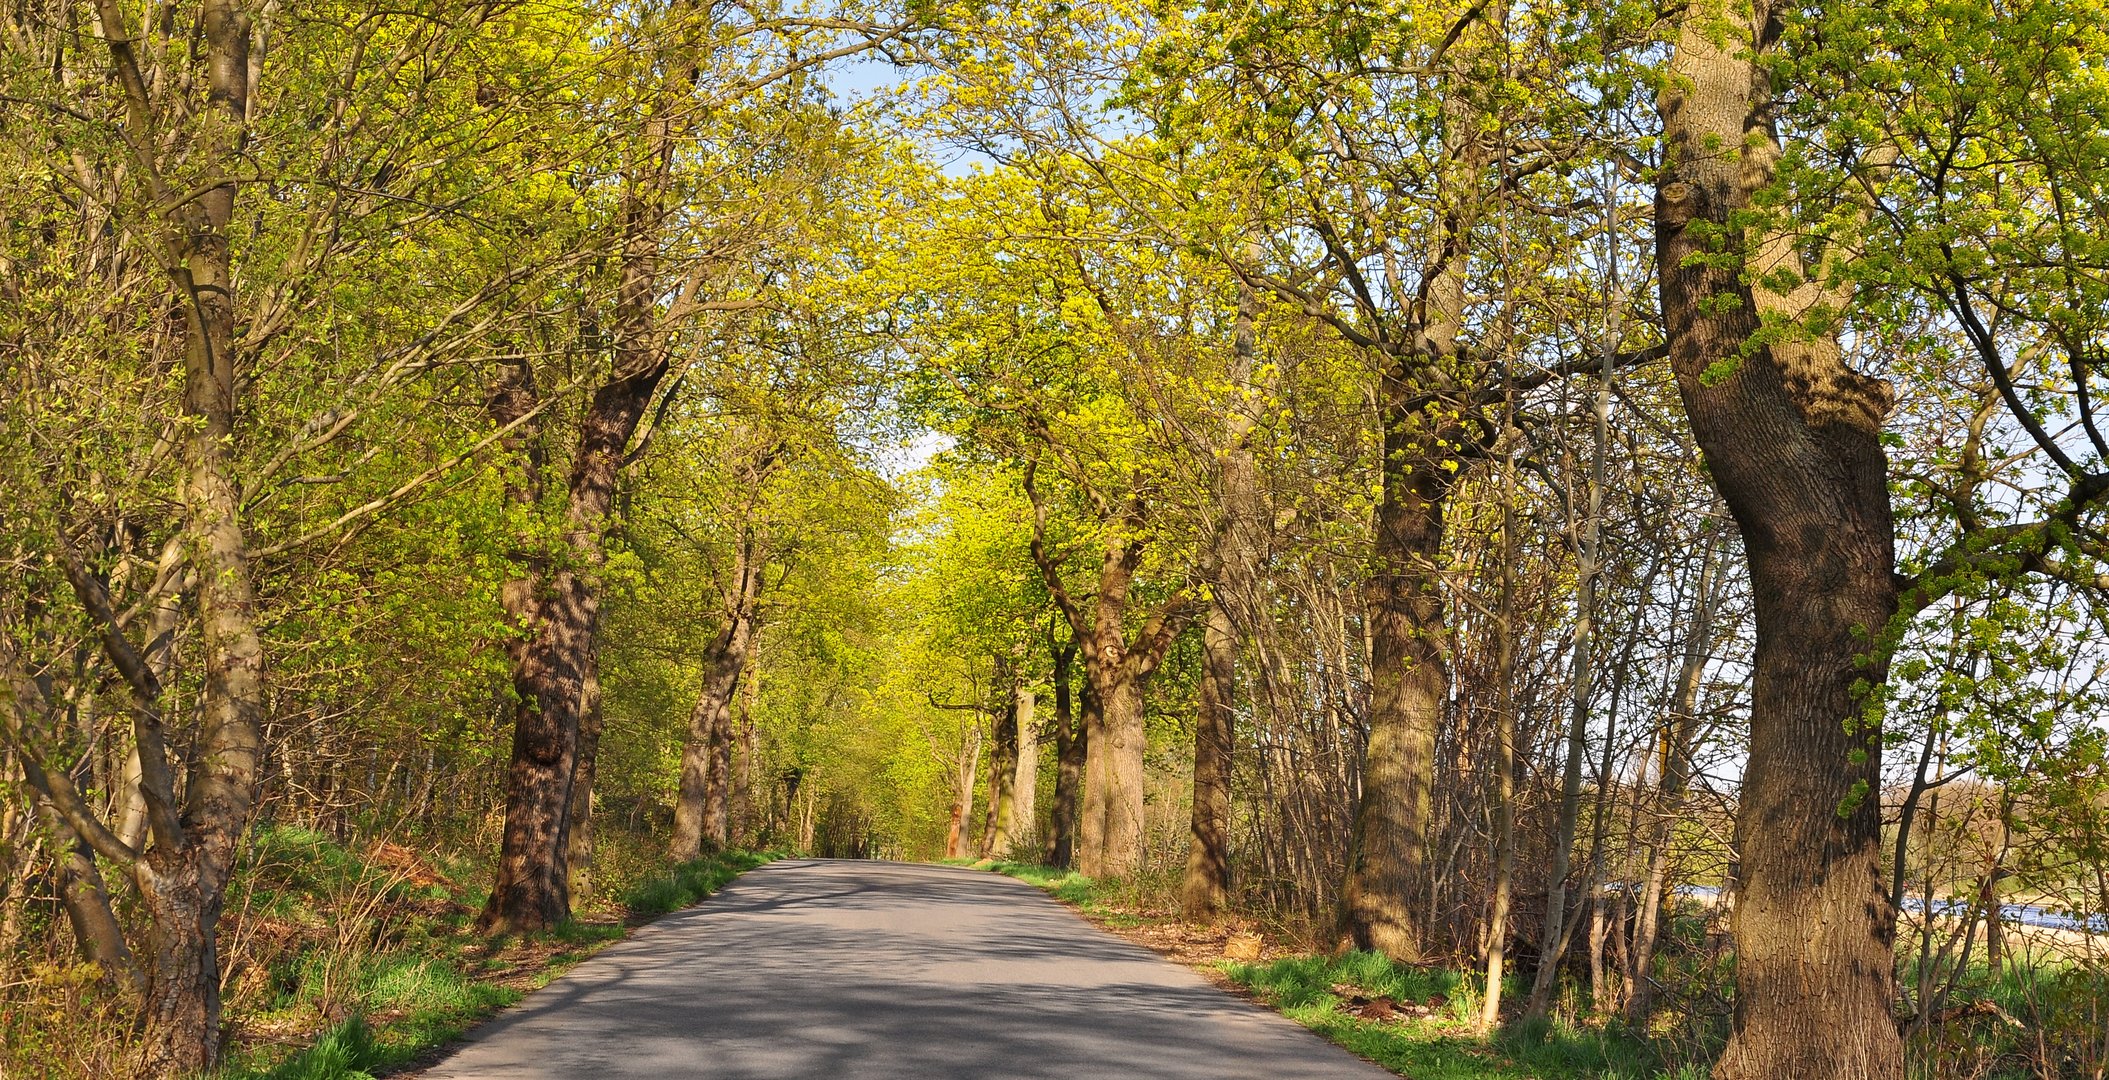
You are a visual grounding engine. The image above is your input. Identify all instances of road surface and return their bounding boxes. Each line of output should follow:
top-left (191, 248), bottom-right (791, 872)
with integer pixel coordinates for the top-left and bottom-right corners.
top-left (421, 859), bottom-right (1394, 1079)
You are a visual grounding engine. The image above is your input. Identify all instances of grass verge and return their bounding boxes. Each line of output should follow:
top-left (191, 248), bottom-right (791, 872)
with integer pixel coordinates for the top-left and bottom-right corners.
top-left (969, 860), bottom-right (1689, 1080)
top-left (204, 831), bottom-right (776, 1080)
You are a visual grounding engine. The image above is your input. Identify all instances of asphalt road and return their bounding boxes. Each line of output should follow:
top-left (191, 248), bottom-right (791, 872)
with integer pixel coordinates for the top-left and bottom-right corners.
top-left (420, 859), bottom-right (1394, 1079)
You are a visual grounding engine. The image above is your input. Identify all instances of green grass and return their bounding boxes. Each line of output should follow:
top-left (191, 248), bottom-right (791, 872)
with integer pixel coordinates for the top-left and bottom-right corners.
top-left (1227, 952), bottom-right (1677, 1080)
top-left (975, 860), bottom-right (1692, 1080)
top-left (211, 836), bottom-right (777, 1080)
top-left (1900, 954), bottom-right (2109, 1080)
top-left (233, 958), bottom-right (524, 1079)
top-left (620, 849), bottom-right (774, 916)
top-left (973, 860), bottom-right (1104, 905)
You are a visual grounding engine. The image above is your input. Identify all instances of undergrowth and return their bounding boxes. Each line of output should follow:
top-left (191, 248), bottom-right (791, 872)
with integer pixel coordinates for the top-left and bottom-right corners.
top-left (0, 825), bottom-right (776, 1080)
top-left (222, 833), bottom-right (775, 1080)
top-left (1226, 952), bottom-right (1681, 1080)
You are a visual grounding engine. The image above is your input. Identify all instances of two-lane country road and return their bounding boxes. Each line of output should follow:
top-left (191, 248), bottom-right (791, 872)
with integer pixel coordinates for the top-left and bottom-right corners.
top-left (421, 860), bottom-right (1394, 1079)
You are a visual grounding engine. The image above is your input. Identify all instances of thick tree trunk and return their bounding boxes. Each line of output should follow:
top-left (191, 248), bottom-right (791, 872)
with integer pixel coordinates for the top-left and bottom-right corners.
top-left (1340, 451), bottom-right (1451, 961)
top-left (135, 852), bottom-right (218, 1078)
top-left (1657, 3), bottom-right (1904, 1073)
top-left (484, 565), bottom-right (595, 932)
top-left (1181, 601), bottom-right (1236, 917)
top-left (672, 610), bottom-right (753, 860)
top-left (1025, 469), bottom-right (1190, 880)
top-left (1181, 278), bottom-right (1259, 918)
top-left (1087, 671), bottom-right (1149, 878)
top-left (1076, 668), bottom-right (1108, 874)
top-left (704, 695), bottom-right (733, 849)
top-left (485, 14), bottom-right (687, 928)
top-left (675, 530), bottom-right (764, 859)
top-left (1049, 642), bottom-right (1084, 868)
top-left (731, 674), bottom-right (759, 846)
top-left (670, 690), bottom-right (716, 857)
top-left (1335, 35), bottom-right (1484, 957)
top-left (484, 111), bottom-right (681, 931)
top-left (980, 683), bottom-right (1019, 857)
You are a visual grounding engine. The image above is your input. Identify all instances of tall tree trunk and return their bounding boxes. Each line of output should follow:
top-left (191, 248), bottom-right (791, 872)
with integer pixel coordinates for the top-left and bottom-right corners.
top-left (1657, 2), bottom-right (1904, 1073)
top-left (78, 2), bottom-right (268, 1070)
top-left (1085, 668), bottom-right (1150, 878)
top-left (1048, 639), bottom-right (1084, 868)
top-left (1181, 601), bottom-right (1236, 916)
top-left (1026, 469), bottom-right (1190, 880)
top-left (675, 527), bottom-right (765, 859)
top-left (1011, 680), bottom-right (1037, 851)
top-left (565, 658), bottom-right (602, 909)
top-left (1340, 452), bottom-right (1451, 961)
top-left (672, 605), bottom-right (756, 860)
top-left (1077, 664), bottom-right (1109, 873)
top-left (1480, 439), bottom-right (1522, 1032)
top-left (485, 45), bottom-right (688, 926)
top-left (1335, 23), bottom-right (1488, 956)
top-left (484, 564), bottom-right (591, 931)
top-left (484, 329), bottom-right (668, 932)
top-left (980, 674), bottom-right (1020, 857)
top-left (704, 673), bottom-right (735, 849)
top-left (731, 672), bottom-right (759, 847)
top-left (944, 724), bottom-right (981, 860)
top-left (1182, 269), bottom-right (1260, 919)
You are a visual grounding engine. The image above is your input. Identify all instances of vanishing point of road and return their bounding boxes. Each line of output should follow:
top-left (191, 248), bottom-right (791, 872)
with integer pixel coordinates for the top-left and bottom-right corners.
top-left (421, 859), bottom-right (1394, 1079)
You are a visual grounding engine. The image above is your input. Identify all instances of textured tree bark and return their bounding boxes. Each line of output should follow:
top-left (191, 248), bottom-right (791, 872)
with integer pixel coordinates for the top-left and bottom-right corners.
top-left (704, 689), bottom-right (734, 850)
top-left (1026, 470), bottom-right (1190, 879)
top-left (135, 853), bottom-right (217, 1077)
top-left (1048, 640), bottom-right (1084, 868)
top-left (980, 681), bottom-right (1019, 857)
top-left (1657, 2), bottom-right (1904, 1073)
top-left (672, 604), bottom-right (755, 859)
top-left (484, 33), bottom-right (683, 927)
top-left (1076, 666), bottom-right (1110, 874)
top-left (673, 503), bottom-right (768, 860)
top-left (1181, 602), bottom-right (1236, 917)
top-left (944, 725), bottom-right (981, 860)
top-left (1181, 274), bottom-right (1259, 919)
top-left (1340, 449), bottom-right (1451, 962)
top-left (1091, 672), bottom-right (1150, 878)
top-left (1332, 32), bottom-right (1487, 957)
top-left (731, 674), bottom-right (759, 846)
top-left (74, 2), bottom-right (269, 1070)
top-left (484, 563), bottom-right (594, 932)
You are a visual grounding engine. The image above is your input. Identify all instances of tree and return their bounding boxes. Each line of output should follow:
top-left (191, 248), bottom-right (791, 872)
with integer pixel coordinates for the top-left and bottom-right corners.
top-left (1653, 0), bottom-right (1905, 1071)
top-left (482, 2), bottom-right (905, 929)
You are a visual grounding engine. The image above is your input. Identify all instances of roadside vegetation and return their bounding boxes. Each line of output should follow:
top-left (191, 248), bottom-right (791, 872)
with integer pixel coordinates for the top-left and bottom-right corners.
top-left (0, 826), bottom-right (769, 1080)
top-left (979, 861), bottom-right (2103, 1080)
top-left (977, 861), bottom-right (1685, 1080)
